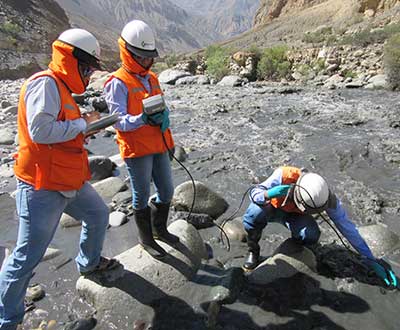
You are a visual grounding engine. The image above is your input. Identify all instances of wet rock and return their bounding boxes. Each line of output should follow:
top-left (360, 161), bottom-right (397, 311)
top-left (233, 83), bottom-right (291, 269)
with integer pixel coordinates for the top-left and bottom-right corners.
top-left (108, 211), bottom-right (127, 227)
top-left (221, 217), bottom-right (247, 242)
top-left (175, 75), bottom-right (210, 85)
top-left (209, 267), bottom-right (244, 305)
top-left (159, 69), bottom-right (191, 85)
top-left (89, 156), bottom-right (115, 181)
top-left (111, 190), bottom-right (132, 205)
top-left (365, 74), bottom-right (387, 90)
top-left (358, 224), bottom-right (400, 256)
top-left (76, 220), bottom-right (207, 323)
top-left (172, 181), bottom-right (229, 219)
top-left (91, 97), bottom-right (108, 113)
top-left (174, 212), bottom-right (215, 229)
top-left (0, 127), bottom-right (15, 145)
top-left (217, 75), bottom-right (243, 87)
top-left (72, 94), bottom-right (85, 105)
top-left (2, 105), bottom-right (17, 115)
top-left (60, 213), bottom-right (81, 228)
top-left (0, 100), bottom-right (11, 108)
top-left (247, 239), bottom-right (317, 285)
top-left (173, 145), bottom-right (188, 162)
top-left (42, 247), bottom-right (61, 262)
top-left (26, 284), bottom-right (45, 301)
top-left (92, 176), bottom-right (127, 201)
top-left (63, 317), bottom-right (97, 330)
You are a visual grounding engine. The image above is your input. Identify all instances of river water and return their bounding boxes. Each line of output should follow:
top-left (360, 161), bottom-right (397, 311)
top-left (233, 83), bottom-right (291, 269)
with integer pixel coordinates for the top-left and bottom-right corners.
top-left (1, 82), bottom-right (399, 329)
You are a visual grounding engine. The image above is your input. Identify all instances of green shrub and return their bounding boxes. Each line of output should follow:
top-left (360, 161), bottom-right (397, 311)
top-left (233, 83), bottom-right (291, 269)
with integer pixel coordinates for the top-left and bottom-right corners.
top-left (1, 22), bottom-right (21, 37)
top-left (312, 58), bottom-right (326, 73)
top-left (384, 33), bottom-right (400, 90)
top-left (302, 27), bottom-right (335, 45)
top-left (248, 44), bottom-right (262, 61)
top-left (341, 23), bottom-right (400, 47)
top-left (257, 45), bottom-right (292, 80)
top-left (152, 61), bottom-right (169, 74)
top-left (205, 45), bottom-right (230, 81)
top-left (165, 53), bottom-right (178, 68)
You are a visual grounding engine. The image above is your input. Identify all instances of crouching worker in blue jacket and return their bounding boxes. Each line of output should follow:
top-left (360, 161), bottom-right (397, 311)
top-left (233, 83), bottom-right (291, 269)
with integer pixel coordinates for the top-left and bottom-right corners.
top-left (242, 165), bottom-right (399, 289)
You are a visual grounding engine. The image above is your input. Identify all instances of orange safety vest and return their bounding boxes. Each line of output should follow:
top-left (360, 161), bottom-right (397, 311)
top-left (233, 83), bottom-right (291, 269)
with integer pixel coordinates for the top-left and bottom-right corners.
top-left (270, 166), bottom-right (302, 214)
top-left (14, 70), bottom-right (90, 191)
top-left (106, 68), bottom-right (174, 159)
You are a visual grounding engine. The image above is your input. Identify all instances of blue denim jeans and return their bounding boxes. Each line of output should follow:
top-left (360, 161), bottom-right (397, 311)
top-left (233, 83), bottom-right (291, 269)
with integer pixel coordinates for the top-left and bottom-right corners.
top-left (0, 180), bottom-right (109, 329)
top-left (243, 202), bottom-right (321, 244)
top-left (125, 152), bottom-right (174, 210)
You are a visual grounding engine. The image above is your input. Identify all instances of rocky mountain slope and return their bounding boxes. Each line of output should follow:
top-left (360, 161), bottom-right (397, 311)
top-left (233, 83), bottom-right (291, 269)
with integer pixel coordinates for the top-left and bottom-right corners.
top-left (169, 0), bottom-right (260, 38)
top-left (54, 0), bottom-right (220, 66)
top-left (0, 0), bottom-right (70, 79)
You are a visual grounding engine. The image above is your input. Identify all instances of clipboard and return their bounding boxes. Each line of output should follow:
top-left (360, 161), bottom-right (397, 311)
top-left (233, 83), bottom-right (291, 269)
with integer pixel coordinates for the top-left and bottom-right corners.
top-left (85, 113), bottom-right (119, 135)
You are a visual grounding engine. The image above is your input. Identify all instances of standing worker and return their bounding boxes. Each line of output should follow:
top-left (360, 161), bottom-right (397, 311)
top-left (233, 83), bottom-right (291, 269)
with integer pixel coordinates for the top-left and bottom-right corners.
top-left (242, 165), bottom-right (398, 289)
top-left (104, 20), bottom-right (178, 260)
top-left (0, 29), bottom-right (119, 330)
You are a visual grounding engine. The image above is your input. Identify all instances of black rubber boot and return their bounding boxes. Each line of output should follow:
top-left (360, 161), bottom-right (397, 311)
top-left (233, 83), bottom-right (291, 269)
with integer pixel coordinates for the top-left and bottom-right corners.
top-left (133, 207), bottom-right (166, 259)
top-left (243, 229), bottom-right (262, 271)
top-left (150, 198), bottom-right (179, 244)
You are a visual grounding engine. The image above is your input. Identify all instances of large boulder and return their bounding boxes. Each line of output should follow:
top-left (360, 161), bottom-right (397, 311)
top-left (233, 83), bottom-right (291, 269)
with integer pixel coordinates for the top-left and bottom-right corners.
top-left (158, 69), bottom-right (191, 85)
top-left (172, 181), bottom-right (228, 219)
top-left (358, 224), bottom-right (400, 256)
top-left (76, 220), bottom-right (207, 327)
top-left (247, 239), bottom-right (317, 285)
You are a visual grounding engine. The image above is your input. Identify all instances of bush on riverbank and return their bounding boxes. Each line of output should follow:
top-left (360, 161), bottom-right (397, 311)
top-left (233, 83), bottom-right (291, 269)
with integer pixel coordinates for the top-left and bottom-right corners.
top-left (205, 45), bottom-right (230, 81)
top-left (384, 33), bottom-right (400, 90)
top-left (257, 45), bottom-right (292, 80)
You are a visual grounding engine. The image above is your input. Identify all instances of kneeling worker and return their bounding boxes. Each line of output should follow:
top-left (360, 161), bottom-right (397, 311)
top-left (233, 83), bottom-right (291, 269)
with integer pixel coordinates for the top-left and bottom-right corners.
top-left (242, 165), bottom-right (398, 289)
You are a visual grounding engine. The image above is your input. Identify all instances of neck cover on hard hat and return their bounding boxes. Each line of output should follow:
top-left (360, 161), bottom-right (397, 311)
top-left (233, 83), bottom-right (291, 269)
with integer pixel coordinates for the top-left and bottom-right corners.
top-left (118, 37), bottom-right (150, 77)
top-left (48, 40), bottom-right (86, 94)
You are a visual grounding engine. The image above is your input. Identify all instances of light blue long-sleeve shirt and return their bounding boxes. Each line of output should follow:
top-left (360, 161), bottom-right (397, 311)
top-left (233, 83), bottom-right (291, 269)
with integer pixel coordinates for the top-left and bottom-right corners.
top-left (251, 167), bottom-right (374, 259)
top-left (25, 76), bottom-right (87, 144)
top-left (103, 74), bottom-right (152, 132)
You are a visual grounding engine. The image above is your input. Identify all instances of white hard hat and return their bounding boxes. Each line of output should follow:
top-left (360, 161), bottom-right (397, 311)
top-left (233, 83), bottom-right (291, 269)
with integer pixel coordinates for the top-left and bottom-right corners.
top-left (121, 20), bottom-right (158, 58)
top-left (58, 28), bottom-right (101, 68)
top-left (294, 173), bottom-right (329, 212)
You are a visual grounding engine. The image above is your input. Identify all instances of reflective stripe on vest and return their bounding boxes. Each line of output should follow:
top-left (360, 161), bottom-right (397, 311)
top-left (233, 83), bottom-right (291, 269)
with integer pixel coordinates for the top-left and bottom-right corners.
top-left (106, 68), bottom-right (174, 159)
top-left (14, 70), bottom-right (90, 191)
top-left (270, 166), bottom-right (302, 213)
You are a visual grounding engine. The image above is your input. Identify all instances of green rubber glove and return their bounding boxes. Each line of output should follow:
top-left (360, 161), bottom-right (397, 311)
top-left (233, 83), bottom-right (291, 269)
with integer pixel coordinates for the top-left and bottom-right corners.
top-left (369, 258), bottom-right (399, 288)
top-left (161, 111), bottom-right (170, 133)
top-left (142, 111), bottom-right (164, 126)
top-left (267, 185), bottom-right (291, 199)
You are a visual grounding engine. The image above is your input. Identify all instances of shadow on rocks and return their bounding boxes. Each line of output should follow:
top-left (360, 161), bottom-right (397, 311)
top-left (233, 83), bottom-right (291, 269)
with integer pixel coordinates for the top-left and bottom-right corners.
top-left (236, 270), bottom-right (369, 329)
top-left (89, 269), bottom-right (207, 330)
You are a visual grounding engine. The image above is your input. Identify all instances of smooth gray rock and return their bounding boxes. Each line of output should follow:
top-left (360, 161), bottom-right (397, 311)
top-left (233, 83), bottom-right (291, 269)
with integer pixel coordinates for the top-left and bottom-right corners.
top-left (108, 211), bottom-right (127, 227)
top-left (172, 181), bottom-right (229, 219)
top-left (221, 217), bottom-right (247, 242)
top-left (247, 239), bottom-right (317, 285)
top-left (60, 213), bottom-right (81, 228)
top-left (358, 224), bottom-right (400, 256)
top-left (89, 156), bottom-right (115, 181)
top-left (92, 177), bottom-right (127, 202)
top-left (76, 220), bottom-right (207, 322)
top-left (217, 75), bottom-right (243, 87)
top-left (159, 69), bottom-right (191, 85)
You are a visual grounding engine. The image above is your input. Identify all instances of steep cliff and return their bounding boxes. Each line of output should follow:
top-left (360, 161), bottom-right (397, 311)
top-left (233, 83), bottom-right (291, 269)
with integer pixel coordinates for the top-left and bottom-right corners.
top-left (0, 0), bottom-right (70, 79)
top-left (254, 0), bottom-right (399, 27)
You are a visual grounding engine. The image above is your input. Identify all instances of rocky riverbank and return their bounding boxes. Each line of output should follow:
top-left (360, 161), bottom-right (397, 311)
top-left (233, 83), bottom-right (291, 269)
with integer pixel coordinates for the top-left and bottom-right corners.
top-left (1, 73), bottom-right (400, 330)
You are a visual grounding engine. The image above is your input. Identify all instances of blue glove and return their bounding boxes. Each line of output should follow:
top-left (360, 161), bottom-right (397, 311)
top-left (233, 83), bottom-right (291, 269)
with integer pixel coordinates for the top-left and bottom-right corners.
top-left (368, 258), bottom-right (399, 288)
top-left (161, 110), bottom-right (170, 133)
top-left (142, 111), bottom-right (164, 126)
top-left (267, 185), bottom-right (291, 199)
